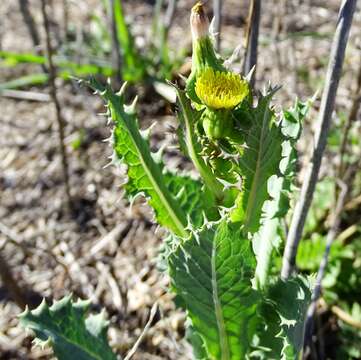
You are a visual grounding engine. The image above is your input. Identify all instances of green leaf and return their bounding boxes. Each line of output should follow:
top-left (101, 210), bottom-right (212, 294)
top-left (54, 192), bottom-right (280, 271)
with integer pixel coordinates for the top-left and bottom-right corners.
top-left (270, 276), bottom-right (312, 359)
top-left (296, 234), bottom-right (327, 271)
top-left (113, 0), bottom-right (146, 82)
top-left (252, 177), bottom-right (284, 290)
top-left (296, 232), bottom-right (361, 303)
top-left (255, 276), bottom-right (312, 359)
top-left (19, 296), bottom-right (116, 360)
top-left (0, 73), bottom-right (49, 90)
top-left (303, 177), bottom-right (334, 235)
top-left (164, 172), bottom-right (218, 228)
top-left (231, 86), bottom-right (283, 233)
top-left (186, 326), bottom-right (209, 360)
top-left (90, 79), bottom-right (188, 237)
top-left (336, 302), bottom-right (361, 359)
top-left (253, 99), bottom-right (310, 289)
top-left (0, 50), bottom-right (114, 77)
top-left (168, 220), bottom-right (260, 360)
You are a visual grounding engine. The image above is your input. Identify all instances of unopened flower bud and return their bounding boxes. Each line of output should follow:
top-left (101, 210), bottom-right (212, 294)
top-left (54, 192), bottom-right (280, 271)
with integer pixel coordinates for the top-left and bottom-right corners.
top-left (186, 2), bottom-right (225, 103)
top-left (190, 2), bottom-right (209, 41)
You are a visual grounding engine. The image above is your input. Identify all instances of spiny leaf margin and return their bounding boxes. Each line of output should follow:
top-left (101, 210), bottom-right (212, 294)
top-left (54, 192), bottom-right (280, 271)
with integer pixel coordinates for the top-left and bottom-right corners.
top-left (253, 275), bottom-right (313, 360)
top-left (88, 78), bottom-right (189, 237)
top-left (19, 295), bottom-right (116, 360)
top-left (253, 98), bottom-right (311, 288)
top-left (168, 219), bottom-right (260, 360)
top-left (231, 85), bottom-right (283, 233)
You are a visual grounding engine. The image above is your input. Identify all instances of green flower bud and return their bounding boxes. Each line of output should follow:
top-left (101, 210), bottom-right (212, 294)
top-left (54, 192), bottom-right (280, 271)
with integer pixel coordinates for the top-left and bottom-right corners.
top-left (201, 108), bottom-right (231, 140)
top-left (186, 4), bottom-right (250, 141)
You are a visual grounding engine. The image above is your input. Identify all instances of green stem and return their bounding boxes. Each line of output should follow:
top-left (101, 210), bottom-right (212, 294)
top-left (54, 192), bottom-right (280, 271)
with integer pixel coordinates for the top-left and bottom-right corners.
top-left (176, 88), bottom-right (224, 201)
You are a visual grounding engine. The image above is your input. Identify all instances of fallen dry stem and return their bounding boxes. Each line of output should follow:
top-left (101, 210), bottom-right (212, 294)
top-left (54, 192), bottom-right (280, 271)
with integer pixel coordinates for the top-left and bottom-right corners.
top-left (319, 298), bottom-right (361, 331)
top-left (124, 302), bottom-right (158, 360)
top-left (331, 304), bottom-right (361, 330)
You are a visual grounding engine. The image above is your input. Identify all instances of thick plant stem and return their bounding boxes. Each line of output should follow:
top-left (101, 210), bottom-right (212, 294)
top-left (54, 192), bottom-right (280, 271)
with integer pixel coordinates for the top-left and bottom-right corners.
top-left (41, 0), bottom-right (72, 210)
top-left (281, 0), bottom-right (356, 280)
top-left (243, 0), bottom-right (261, 87)
top-left (212, 0), bottom-right (222, 52)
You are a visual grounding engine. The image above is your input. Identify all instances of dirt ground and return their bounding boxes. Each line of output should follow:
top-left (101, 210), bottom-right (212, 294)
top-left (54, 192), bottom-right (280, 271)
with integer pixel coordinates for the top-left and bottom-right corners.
top-left (0, 0), bottom-right (360, 359)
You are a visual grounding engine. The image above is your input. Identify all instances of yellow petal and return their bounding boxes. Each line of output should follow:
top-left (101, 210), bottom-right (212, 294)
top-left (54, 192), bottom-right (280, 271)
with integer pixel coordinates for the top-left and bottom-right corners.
top-left (195, 68), bottom-right (249, 109)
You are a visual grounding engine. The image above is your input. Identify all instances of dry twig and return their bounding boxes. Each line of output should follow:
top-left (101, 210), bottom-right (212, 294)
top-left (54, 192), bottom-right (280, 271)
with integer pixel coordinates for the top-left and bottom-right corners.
top-left (18, 0), bottom-right (48, 73)
top-left (41, 0), bottom-right (72, 210)
top-left (243, 0), bottom-right (261, 86)
top-left (0, 89), bottom-right (51, 102)
top-left (18, 0), bottom-right (41, 49)
top-left (124, 302), bottom-right (158, 360)
top-left (212, 0), bottom-right (222, 52)
top-left (331, 304), bottom-right (361, 331)
top-left (89, 222), bottom-right (131, 257)
top-left (345, 193), bottom-right (361, 211)
top-left (281, 0), bottom-right (357, 280)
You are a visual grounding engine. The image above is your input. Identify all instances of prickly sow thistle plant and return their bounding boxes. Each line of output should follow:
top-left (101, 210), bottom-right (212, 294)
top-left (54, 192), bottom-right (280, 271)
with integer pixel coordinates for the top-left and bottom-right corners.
top-left (20, 3), bottom-right (313, 360)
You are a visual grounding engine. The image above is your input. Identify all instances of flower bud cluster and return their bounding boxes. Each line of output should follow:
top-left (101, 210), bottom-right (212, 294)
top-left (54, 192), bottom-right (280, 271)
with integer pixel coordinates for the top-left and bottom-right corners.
top-left (186, 2), bottom-right (250, 141)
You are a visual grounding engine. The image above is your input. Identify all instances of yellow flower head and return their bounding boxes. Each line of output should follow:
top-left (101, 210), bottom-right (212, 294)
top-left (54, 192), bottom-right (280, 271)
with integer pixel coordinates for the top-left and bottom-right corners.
top-left (195, 68), bottom-right (249, 109)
